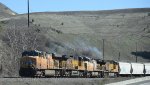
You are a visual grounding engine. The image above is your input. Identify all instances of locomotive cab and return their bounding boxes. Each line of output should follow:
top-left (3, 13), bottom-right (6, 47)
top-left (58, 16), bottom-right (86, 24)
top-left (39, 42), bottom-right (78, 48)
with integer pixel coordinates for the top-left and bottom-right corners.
top-left (20, 50), bottom-right (48, 68)
top-left (96, 59), bottom-right (106, 71)
top-left (19, 50), bottom-right (51, 77)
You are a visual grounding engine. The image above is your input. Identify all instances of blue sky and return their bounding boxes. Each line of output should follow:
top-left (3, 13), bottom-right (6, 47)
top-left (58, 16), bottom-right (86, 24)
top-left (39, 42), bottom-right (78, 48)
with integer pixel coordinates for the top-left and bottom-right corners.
top-left (0, 0), bottom-right (150, 14)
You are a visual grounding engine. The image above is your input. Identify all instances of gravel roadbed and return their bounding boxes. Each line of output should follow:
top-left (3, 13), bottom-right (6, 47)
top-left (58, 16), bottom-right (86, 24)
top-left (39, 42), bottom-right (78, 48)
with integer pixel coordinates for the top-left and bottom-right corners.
top-left (0, 77), bottom-right (133, 85)
top-left (106, 76), bottom-right (150, 85)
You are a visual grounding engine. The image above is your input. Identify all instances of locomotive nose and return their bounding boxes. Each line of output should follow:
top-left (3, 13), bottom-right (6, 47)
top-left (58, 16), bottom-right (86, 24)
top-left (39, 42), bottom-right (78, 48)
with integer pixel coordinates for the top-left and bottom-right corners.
top-left (20, 57), bottom-right (36, 68)
top-left (26, 60), bottom-right (34, 67)
top-left (19, 57), bottom-right (37, 77)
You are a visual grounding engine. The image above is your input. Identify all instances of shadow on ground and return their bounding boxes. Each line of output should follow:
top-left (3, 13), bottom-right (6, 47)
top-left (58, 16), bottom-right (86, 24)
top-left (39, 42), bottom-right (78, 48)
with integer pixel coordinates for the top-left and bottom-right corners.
top-left (131, 51), bottom-right (150, 60)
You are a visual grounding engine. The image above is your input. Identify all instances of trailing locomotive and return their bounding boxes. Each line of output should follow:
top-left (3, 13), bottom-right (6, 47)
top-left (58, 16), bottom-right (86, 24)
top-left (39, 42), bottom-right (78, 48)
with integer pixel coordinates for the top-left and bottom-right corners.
top-left (19, 50), bottom-right (150, 78)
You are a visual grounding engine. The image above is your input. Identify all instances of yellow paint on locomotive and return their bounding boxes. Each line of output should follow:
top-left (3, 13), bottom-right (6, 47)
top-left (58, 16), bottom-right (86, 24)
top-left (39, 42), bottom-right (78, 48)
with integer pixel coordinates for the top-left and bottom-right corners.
top-left (46, 55), bottom-right (54, 69)
top-left (20, 52), bottom-right (57, 70)
top-left (105, 61), bottom-right (119, 72)
top-left (36, 56), bottom-right (47, 69)
top-left (97, 64), bottom-right (106, 71)
top-left (113, 64), bottom-right (119, 72)
top-left (66, 58), bottom-right (78, 69)
top-left (92, 60), bottom-right (98, 71)
top-left (78, 61), bottom-right (85, 70)
top-left (60, 60), bottom-right (67, 68)
top-left (53, 59), bottom-right (59, 69)
top-left (84, 61), bottom-right (94, 71)
top-left (39, 53), bottom-right (62, 69)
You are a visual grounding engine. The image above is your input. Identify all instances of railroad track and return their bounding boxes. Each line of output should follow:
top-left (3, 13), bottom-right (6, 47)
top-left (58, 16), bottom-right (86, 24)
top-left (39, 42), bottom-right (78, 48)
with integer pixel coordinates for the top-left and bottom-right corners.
top-left (1, 76), bottom-right (140, 78)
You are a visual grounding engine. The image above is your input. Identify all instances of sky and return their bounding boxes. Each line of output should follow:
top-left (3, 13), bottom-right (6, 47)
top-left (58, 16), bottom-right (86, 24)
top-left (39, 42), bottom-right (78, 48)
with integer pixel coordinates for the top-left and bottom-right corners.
top-left (0, 0), bottom-right (150, 14)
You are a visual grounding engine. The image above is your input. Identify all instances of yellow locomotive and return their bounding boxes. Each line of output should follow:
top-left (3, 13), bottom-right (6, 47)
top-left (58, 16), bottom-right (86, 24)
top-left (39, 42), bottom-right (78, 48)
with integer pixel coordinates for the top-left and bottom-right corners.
top-left (104, 60), bottom-right (119, 77)
top-left (19, 50), bottom-right (56, 77)
top-left (19, 50), bottom-right (119, 77)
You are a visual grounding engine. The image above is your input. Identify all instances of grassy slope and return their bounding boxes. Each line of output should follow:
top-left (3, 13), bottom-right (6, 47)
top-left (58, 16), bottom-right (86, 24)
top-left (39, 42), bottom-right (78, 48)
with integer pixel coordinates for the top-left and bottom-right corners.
top-left (28, 9), bottom-right (150, 61)
top-left (0, 3), bottom-right (16, 19)
top-left (1, 8), bottom-right (150, 61)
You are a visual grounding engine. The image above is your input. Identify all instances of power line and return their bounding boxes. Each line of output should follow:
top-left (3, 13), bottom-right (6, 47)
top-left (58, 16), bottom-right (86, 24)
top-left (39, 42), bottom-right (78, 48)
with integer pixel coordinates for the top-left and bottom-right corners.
top-left (118, 52), bottom-right (120, 61)
top-left (136, 42), bottom-right (137, 62)
top-left (27, 0), bottom-right (30, 27)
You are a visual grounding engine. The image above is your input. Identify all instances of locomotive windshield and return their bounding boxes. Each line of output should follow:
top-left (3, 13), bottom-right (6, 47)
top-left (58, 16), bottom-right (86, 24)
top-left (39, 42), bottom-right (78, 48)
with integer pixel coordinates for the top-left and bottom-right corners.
top-left (22, 50), bottom-right (42, 57)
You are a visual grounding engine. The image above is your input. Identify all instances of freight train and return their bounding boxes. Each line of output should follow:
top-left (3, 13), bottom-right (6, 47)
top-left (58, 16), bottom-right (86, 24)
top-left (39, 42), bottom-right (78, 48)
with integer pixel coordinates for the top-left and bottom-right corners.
top-left (19, 50), bottom-right (149, 78)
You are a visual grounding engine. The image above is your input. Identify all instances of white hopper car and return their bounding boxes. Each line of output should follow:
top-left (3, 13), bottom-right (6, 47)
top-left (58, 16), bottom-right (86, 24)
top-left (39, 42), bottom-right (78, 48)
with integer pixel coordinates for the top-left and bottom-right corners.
top-left (144, 63), bottom-right (150, 75)
top-left (118, 62), bottom-right (150, 76)
top-left (131, 63), bottom-right (144, 75)
top-left (119, 62), bottom-right (131, 75)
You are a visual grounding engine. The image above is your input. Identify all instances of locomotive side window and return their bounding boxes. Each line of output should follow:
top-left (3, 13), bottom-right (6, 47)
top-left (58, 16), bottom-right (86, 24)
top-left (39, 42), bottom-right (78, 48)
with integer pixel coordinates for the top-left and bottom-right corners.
top-left (38, 52), bottom-right (47, 58)
top-left (22, 50), bottom-right (41, 57)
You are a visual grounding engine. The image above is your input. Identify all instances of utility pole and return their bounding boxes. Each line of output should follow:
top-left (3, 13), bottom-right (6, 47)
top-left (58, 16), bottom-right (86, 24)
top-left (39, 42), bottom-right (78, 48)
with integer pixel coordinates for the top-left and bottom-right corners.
top-left (136, 42), bottom-right (137, 62)
top-left (118, 52), bottom-right (120, 61)
top-left (102, 39), bottom-right (105, 60)
top-left (118, 37), bottom-right (121, 61)
top-left (27, 0), bottom-right (30, 27)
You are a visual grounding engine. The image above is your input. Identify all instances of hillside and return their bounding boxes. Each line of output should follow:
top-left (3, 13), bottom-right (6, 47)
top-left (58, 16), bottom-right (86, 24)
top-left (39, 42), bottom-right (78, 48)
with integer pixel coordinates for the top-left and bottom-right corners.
top-left (24, 8), bottom-right (150, 60)
top-left (0, 3), bottom-right (150, 77)
top-left (0, 3), bottom-right (16, 19)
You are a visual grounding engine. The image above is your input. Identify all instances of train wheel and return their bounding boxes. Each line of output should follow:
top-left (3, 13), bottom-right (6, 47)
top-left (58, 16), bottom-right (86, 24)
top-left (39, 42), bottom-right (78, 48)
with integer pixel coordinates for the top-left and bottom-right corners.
top-left (87, 72), bottom-right (91, 78)
top-left (83, 70), bottom-right (88, 78)
top-left (69, 71), bottom-right (71, 78)
top-left (101, 72), bottom-right (104, 78)
top-left (114, 73), bottom-right (118, 78)
top-left (40, 71), bottom-right (44, 78)
top-left (98, 72), bottom-right (101, 78)
top-left (104, 72), bottom-right (109, 78)
top-left (79, 72), bottom-right (83, 78)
